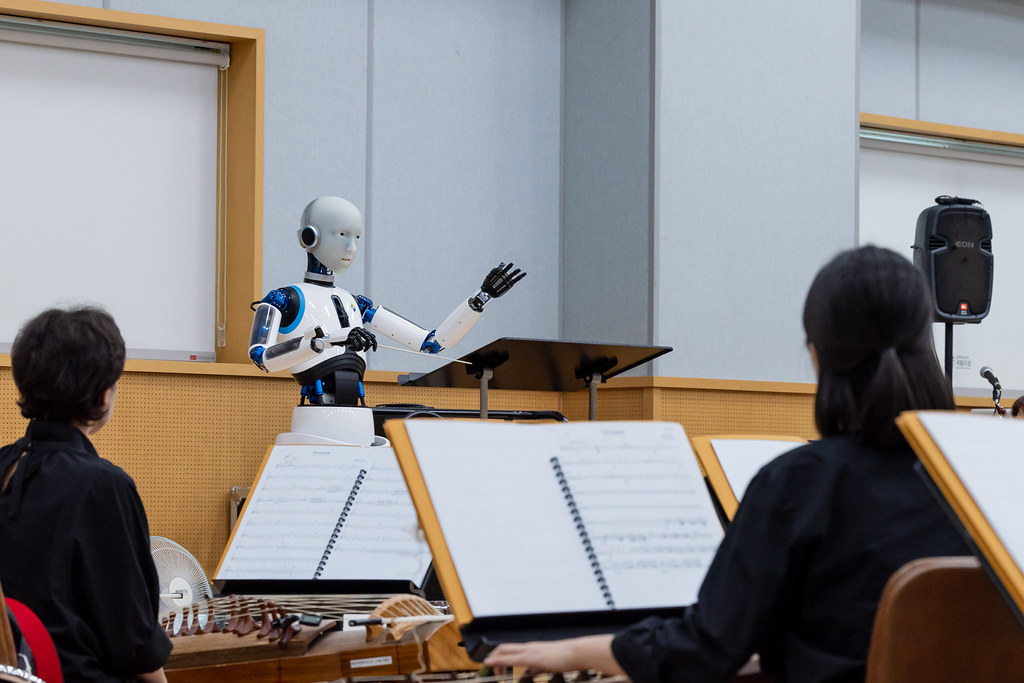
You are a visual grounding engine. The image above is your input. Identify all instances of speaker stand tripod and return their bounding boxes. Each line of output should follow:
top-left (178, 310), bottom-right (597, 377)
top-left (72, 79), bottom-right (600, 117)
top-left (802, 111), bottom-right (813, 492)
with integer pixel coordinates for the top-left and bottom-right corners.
top-left (944, 322), bottom-right (953, 386)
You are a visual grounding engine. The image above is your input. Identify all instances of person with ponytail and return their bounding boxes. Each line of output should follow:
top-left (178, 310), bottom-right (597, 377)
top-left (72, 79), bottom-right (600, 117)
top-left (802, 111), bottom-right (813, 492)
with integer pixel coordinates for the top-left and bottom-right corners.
top-left (485, 246), bottom-right (971, 683)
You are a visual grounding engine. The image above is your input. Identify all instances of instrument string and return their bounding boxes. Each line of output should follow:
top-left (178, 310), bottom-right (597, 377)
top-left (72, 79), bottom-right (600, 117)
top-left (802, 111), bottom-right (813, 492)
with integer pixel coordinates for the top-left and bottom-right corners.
top-left (162, 593), bottom-right (401, 635)
top-left (469, 673), bottom-right (629, 683)
top-left (411, 626), bottom-right (427, 682)
top-left (162, 593), bottom-right (452, 636)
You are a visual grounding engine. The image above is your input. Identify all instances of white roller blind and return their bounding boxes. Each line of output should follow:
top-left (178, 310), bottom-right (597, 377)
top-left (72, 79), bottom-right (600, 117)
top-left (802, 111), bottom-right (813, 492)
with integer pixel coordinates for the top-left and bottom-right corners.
top-left (0, 25), bottom-right (224, 361)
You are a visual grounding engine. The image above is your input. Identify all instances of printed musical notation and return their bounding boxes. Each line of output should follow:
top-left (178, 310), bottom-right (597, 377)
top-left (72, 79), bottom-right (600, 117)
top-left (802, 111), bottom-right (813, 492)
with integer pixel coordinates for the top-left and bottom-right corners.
top-left (214, 444), bottom-right (431, 585)
top-left (403, 420), bottom-right (724, 618)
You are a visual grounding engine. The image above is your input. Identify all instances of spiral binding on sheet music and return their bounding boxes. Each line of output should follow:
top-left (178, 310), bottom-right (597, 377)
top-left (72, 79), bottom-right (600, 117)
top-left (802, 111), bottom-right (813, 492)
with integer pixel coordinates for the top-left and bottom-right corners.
top-left (313, 468), bottom-right (367, 579)
top-left (550, 456), bottom-right (615, 608)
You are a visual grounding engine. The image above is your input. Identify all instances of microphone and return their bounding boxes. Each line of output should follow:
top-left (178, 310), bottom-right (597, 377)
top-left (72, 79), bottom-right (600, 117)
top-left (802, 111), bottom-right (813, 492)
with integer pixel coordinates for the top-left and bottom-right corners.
top-left (980, 366), bottom-right (1002, 391)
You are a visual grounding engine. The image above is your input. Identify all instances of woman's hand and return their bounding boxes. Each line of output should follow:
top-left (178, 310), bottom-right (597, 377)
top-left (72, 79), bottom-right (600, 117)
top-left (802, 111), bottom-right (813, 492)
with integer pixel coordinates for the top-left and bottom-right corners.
top-left (484, 634), bottom-right (623, 676)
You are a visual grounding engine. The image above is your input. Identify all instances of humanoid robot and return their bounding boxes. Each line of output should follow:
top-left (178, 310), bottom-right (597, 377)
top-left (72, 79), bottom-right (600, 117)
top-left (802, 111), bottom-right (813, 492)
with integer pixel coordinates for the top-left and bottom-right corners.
top-left (248, 196), bottom-right (524, 445)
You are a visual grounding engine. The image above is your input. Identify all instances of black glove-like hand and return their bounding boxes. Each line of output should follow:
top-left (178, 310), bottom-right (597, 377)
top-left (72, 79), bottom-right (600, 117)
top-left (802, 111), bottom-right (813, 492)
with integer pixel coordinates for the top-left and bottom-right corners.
top-left (344, 327), bottom-right (378, 352)
top-left (480, 262), bottom-right (526, 298)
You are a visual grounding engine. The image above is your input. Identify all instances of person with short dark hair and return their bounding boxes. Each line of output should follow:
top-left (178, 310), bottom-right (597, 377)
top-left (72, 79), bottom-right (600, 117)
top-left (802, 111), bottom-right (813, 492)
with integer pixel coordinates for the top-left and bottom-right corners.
top-left (1012, 395), bottom-right (1024, 419)
top-left (0, 307), bottom-right (171, 683)
top-left (484, 246), bottom-right (971, 683)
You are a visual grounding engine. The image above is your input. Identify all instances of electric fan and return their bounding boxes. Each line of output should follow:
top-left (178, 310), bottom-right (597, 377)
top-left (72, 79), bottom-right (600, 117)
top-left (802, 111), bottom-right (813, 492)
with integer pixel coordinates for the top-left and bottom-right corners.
top-left (150, 536), bottom-right (213, 634)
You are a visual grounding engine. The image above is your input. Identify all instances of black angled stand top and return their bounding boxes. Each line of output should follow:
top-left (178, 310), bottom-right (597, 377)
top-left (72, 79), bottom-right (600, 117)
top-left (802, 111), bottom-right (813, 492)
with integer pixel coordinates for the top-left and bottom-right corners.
top-left (398, 337), bottom-right (672, 420)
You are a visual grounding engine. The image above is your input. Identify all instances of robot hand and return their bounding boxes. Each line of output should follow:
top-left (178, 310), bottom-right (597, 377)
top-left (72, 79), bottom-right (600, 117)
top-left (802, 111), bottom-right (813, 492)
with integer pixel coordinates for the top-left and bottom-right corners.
top-left (337, 326), bottom-right (377, 352)
top-left (480, 262), bottom-right (526, 298)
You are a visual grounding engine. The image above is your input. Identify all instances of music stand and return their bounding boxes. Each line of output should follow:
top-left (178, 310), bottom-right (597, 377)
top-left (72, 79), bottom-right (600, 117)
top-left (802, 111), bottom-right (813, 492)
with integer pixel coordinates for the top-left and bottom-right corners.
top-left (398, 337), bottom-right (672, 420)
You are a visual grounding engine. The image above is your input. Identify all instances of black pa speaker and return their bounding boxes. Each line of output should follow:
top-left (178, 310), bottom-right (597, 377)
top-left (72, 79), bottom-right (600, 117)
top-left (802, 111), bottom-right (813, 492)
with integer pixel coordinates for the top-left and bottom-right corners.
top-left (913, 196), bottom-right (993, 323)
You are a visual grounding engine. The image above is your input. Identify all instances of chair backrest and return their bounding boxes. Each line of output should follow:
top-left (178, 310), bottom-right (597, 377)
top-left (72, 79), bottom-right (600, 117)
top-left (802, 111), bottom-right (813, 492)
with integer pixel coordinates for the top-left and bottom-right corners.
top-left (0, 584), bottom-right (18, 668)
top-left (5, 601), bottom-right (61, 683)
top-left (0, 580), bottom-right (61, 682)
top-left (866, 555), bottom-right (1024, 683)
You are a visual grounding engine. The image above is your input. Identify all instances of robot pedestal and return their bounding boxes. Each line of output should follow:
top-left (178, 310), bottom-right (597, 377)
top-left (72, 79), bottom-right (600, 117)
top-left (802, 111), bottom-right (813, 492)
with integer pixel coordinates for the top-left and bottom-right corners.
top-left (275, 405), bottom-right (388, 447)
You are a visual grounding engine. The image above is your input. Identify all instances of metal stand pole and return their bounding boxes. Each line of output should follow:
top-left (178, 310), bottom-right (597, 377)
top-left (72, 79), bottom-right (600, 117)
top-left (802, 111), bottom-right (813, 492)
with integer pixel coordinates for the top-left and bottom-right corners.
top-left (589, 377), bottom-right (599, 421)
top-left (478, 367), bottom-right (493, 420)
top-left (944, 322), bottom-right (953, 387)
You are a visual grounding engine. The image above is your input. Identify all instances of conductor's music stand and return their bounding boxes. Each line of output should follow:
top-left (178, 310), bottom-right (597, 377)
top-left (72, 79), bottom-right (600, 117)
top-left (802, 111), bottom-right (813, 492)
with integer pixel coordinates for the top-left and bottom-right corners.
top-left (397, 337), bottom-right (671, 420)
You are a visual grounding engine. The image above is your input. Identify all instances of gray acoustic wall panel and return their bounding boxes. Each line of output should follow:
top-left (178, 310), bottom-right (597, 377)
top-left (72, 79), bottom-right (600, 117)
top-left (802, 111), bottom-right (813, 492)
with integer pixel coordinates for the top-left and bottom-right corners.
top-left (859, 0), bottom-right (917, 118)
top-left (561, 0), bottom-right (653, 348)
top-left (918, 0), bottom-right (1024, 133)
top-left (652, 0), bottom-right (859, 382)
top-left (365, 0), bottom-right (562, 373)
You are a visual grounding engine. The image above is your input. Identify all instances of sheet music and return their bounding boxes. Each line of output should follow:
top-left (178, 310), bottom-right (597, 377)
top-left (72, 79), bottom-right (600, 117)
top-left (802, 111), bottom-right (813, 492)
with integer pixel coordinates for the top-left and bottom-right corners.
top-left (215, 444), bottom-right (431, 583)
top-left (316, 454), bottom-right (432, 581)
top-left (709, 438), bottom-right (803, 501)
top-left (404, 420), bottom-right (723, 617)
top-left (917, 412), bottom-right (1024, 572)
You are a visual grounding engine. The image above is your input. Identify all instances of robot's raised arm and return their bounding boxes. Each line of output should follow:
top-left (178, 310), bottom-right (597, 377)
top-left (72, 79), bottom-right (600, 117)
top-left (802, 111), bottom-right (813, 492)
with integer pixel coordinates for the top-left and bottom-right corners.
top-left (360, 262), bottom-right (525, 354)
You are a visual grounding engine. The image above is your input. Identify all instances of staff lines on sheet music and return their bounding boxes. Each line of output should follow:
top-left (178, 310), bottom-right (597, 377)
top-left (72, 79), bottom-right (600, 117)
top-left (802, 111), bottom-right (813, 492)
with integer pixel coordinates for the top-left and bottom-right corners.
top-left (574, 506), bottom-right (716, 518)
top-left (253, 484), bottom-right (350, 495)
top-left (604, 556), bottom-right (716, 572)
top-left (589, 529), bottom-right (718, 543)
top-left (402, 420), bottom-right (722, 613)
top-left (596, 540), bottom-right (721, 554)
top-left (236, 529), bottom-right (343, 542)
top-left (320, 545), bottom-right (426, 558)
top-left (563, 487), bottom-right (701, 498)
top-left (346, 497), bottom-right (419, 507)
top-left (333, 521), bottom-right (420, 534)
top-left (271, 462), bottom-right (370, 471)
top-left (556, 455), bottom-right (685, 467)
top-left (217, 445), bottom-right (431, 584)
top-left (230, 535), bottom-right (322, 546)
top-left (219, 557), bottom-right (319, 568)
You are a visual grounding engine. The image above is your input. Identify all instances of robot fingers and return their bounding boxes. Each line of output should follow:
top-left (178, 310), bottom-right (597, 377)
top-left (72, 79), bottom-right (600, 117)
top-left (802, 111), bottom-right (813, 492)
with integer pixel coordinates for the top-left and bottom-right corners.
top-left (343, 327), bottom-right (378, 353)
top-left (480, 262), bottom-right (526, 298)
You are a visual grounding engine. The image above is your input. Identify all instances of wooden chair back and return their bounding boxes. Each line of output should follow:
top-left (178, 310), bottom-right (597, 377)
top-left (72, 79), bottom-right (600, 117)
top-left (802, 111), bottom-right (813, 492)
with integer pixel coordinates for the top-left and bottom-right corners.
top-left (866, 555), bottom-right (1024, 683)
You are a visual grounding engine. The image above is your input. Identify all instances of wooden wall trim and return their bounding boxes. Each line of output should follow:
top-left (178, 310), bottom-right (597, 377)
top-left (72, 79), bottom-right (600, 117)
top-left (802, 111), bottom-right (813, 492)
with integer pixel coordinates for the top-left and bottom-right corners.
top-left (860, 113), bottom-right (1024, 148)
top-left (606, 375), bottom-right (817, 395)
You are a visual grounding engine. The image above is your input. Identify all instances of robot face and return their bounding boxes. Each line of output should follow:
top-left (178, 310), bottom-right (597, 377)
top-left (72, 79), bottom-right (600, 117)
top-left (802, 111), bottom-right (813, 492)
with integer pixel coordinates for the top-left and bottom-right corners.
top-left (314, 218), bottom-right (363, 274)
top-left (299, 196), bottom-right (364, 274)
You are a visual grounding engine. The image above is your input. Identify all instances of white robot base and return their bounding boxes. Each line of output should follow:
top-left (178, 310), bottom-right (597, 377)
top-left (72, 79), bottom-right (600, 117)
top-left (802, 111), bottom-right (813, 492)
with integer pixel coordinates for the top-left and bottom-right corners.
top-left (274, 405), bottom-right (389, 447)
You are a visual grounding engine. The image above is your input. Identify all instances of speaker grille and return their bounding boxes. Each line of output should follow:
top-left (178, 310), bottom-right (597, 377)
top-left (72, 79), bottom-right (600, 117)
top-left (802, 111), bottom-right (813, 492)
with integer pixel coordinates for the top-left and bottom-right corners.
top-left (914, 204), bottom-right (993, 322)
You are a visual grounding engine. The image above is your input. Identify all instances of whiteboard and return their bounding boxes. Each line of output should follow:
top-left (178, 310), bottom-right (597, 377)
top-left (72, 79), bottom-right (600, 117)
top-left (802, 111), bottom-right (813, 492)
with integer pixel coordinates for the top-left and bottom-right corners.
top-left (859, 140), bottom-right (1024, 397)
top-left (0, 39), bottom-right (219, 361)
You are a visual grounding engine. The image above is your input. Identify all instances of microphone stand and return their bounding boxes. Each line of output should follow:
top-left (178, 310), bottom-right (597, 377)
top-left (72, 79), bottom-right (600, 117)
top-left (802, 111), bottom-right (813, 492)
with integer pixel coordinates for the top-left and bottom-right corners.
top-left (992, 385), bottom-right (1007, 417)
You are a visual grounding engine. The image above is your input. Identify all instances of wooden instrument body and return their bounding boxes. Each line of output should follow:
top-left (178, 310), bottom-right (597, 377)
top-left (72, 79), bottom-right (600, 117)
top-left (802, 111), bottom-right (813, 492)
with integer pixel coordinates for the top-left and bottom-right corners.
top-left (164, 599), bottom-right (475, 683)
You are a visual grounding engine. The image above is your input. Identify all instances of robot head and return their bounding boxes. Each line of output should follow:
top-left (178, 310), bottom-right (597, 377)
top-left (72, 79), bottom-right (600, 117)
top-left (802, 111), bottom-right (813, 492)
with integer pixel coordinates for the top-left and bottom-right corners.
top-left (297, 196), bottom-right (364, 275)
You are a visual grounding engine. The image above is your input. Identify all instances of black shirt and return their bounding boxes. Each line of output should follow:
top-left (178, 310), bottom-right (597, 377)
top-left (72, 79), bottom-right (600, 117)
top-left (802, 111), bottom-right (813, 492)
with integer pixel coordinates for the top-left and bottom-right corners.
top-left (611, 434), bottom-right (970, 683)
top-left (0, 421), bottom-right (172, 682)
